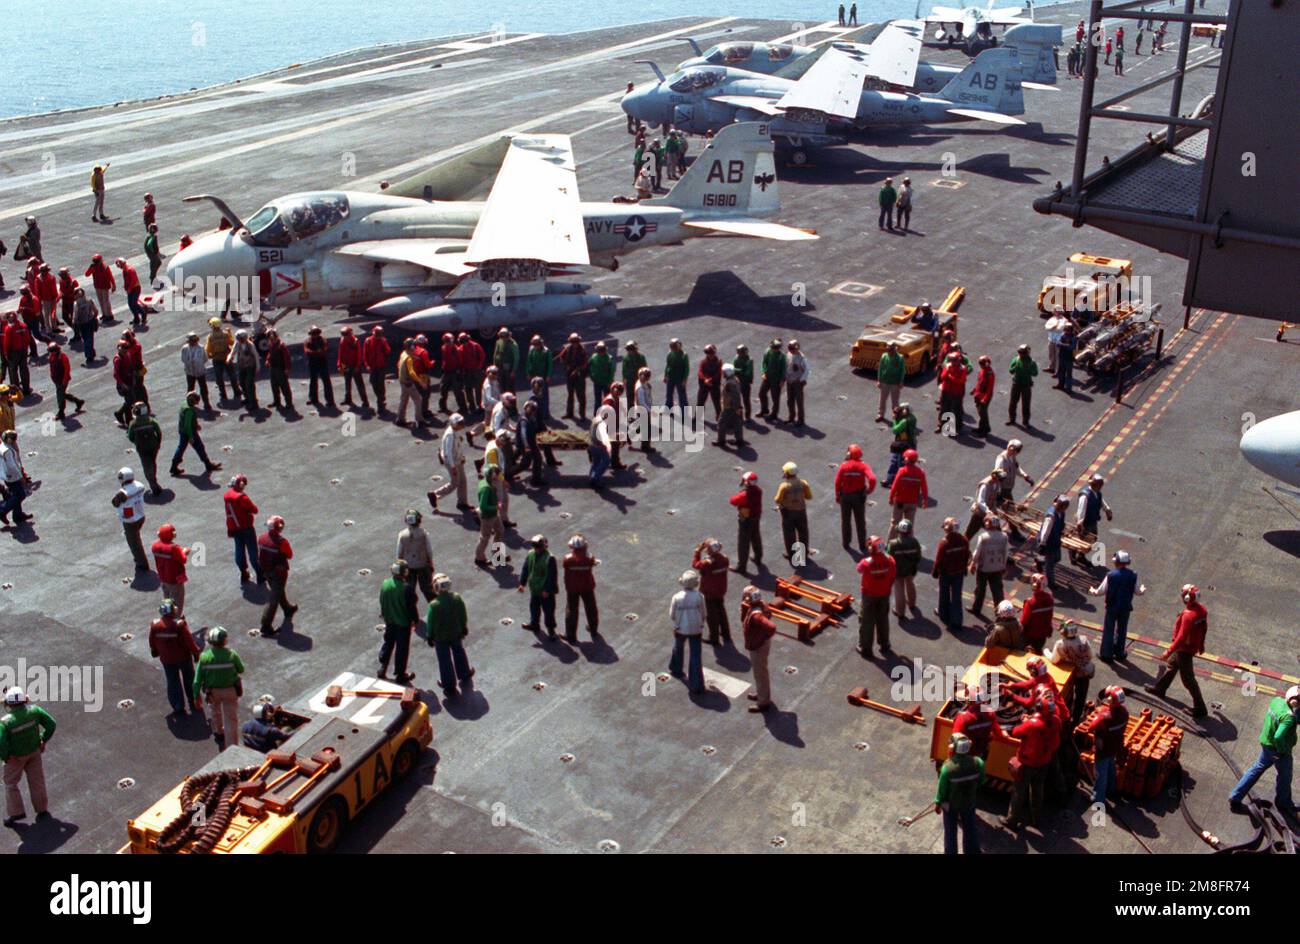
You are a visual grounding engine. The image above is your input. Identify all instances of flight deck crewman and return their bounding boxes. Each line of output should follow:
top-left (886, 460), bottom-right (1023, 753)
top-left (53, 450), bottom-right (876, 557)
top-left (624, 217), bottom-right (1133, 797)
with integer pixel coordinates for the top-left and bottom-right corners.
top-left (774, 462), bottom-right (812, 563)
top-left (152, 523), bottom-right (190, 615)
top-left (620, 340), bottom-right (646, 409)
top-left (265, 330), bottom-right (294, 412)
top-left (784, 340), bottom-right (809, 427)
top-left (887, 519), bottom-right (921, 619)
top-left (837, 444), bottom-right (878, 553)
top-left (560, 333), bottom-right (589, 422)
top-left (692, 538), bottom-right (731, 645)
top-left (427, 573), bottom-right (475, 696)
top-left (305, 325), bottom-right (336, 409)
top-left (888, 448), bottom-right (928, 539)
top-left (111, 466), bottom-right (150, 572)
top-left (856, 536), bottom-right (896, 658)
top-left (193, 626), bottom-right (244, 751)
top-left (1074, 473), bottom-right (1112, 565)
top-left (518, 534), bottom-right (560, 638)
top-left (242, 704), bottom-right (291, 752)
top-left (493, 328), bottom-right (520, 392)
top-left (875, 341), bottom-right (905, 422)
top-left (229, 329), bottom-right (260, 413)
top-left (878, 177), bottom-right (897, 231)
top-left (562, 534), bottom-right (600, 642)
top-left (1088, 549), bottom-right (1144, 662)
top-left (257, 516), bottom-right (298, 635)
top-left (149, 599), bottom-right (201, 717)
top-left (1007, 344), bottom-right (1037, 427)
top-left (935, 732), bottom-right (983, 855)
top-left (397, 508), bottom-right (436, 603)
top-left (379, 560), bottom-right (418, 684)
top-left (733, 343), bottom-right (754, 420)
top-left (85, 252), bottom-right (116, 323)
top-left (715, 364), bottom-right (745, 449)
top-left (1, 686), bottom-right (56, 827)
top-left (1229, 686), bottom-right (1300, 815)
top-left (430, 414), bottom-right (470, 511)
top-left (730, 471), bottom-right (763, 574)
top-left (663, 338), bottom-right (689, 411)
top-left (90, 163), bottom-right (110, 222)
top-left (363, 325), bottom-right (391, 413)
top-left (696, 343), bottom-right (722, 419)
top-left (204, 318), bottom-right (237, 404)
top-left (588, 340), bottom-right (614, 406)
top-left (1144, 584), bottom-right (1209, 718)
top-left (758, 338), bottom-right (785, 420)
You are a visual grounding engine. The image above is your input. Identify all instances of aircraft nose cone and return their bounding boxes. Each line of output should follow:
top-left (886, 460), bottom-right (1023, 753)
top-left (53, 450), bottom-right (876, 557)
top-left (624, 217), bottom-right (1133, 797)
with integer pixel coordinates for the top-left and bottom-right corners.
top-left (1240, 411), bottom-right (1300, 488)
top-left (163, 231), bottom-right (257, 300)
top-left (620, 86), bottom-right (656, 122)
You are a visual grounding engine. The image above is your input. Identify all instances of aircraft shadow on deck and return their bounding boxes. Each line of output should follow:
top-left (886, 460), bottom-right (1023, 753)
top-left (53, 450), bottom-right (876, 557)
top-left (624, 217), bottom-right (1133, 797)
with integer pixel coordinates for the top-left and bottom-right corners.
top-left (613, 271), bottom-right (839, 335)
top-left (779, 142), bottom-right (1051, 187)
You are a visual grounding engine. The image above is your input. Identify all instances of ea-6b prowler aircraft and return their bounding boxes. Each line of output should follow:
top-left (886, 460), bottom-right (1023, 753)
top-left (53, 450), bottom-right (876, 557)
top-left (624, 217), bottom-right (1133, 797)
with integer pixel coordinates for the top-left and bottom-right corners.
top-left (165, 122), bottom-right (815, 336)
top-left (623, 36), bottom-right (1029, 165)
top-left (918, 0), bottom-right (1036, 54)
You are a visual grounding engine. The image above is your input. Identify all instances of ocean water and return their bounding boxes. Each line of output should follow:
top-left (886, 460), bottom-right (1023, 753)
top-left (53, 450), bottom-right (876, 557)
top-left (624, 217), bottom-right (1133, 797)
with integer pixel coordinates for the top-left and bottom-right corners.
top-left (0, 0), bottom-right (966, 118)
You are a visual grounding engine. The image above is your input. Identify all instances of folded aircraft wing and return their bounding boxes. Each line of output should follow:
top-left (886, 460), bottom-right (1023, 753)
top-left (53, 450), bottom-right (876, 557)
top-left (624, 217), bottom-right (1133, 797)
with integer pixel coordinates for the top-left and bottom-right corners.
top-left (775, 43), bottom-right (869, 119)
top-left (861, 21), bottom-right (924, 88)
top-left (708, 94), bottom-right (784, 116)
top-left (381, 136), bottom-right (513, 201)
top-left (332, 239), bottom-right (475, 277)
top-left (682, 218), bottom-right (819, 241)
top-left (465, 133), bottom-right (589, 266)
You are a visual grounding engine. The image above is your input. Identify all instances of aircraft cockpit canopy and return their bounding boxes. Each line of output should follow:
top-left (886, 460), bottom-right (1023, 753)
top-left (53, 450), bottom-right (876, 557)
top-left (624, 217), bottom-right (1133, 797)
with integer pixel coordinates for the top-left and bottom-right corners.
top-left (699, 42), bottom-right (792, 64)
top-left (246, 192), bottom-right (351, 247)
top-left (706, 43), bottom-right (754, 64)
top-left (668, 67), bottom-right (726, 93)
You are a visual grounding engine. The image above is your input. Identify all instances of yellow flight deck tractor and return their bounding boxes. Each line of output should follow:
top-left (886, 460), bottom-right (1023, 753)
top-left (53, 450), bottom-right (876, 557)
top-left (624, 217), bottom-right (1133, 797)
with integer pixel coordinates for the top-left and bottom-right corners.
top-left (929, 646), bottom-right (1075, 785)
top-left (122, 671), bottom-right (431, 854)
top-left (1036, 252), bottom-right (1133, 316)
top-left (849, 285), bottom-right (965, 376)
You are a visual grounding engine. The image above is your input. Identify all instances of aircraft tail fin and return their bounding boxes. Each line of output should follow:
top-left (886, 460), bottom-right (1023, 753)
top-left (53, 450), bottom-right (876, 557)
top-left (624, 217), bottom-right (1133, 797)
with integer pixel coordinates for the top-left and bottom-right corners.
top-left (1003, 22), bottom-right (1061, 85)
top-left (685, 37), bottom-right (703, 56)
top-left (644, 122), bottom-right (780, 219)
top-left (936, 46), bottom-right (1024, 115)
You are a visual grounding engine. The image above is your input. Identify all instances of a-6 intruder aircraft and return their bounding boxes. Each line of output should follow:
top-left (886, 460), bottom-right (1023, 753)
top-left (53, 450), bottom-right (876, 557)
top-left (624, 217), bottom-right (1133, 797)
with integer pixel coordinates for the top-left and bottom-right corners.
top-left (918, 1), bottom-right (1035, 54)
top-left (679, 22), bottom-right (1061, 95)
top-left (623, 40), bottom-right (1028, 166)
top-left (164, 122), bottom-right (814, 336)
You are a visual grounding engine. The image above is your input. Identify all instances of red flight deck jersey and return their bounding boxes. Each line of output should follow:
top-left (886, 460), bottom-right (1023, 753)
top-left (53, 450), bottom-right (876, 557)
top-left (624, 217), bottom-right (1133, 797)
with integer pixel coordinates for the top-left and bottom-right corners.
top-left (1166, 602), bottom-right (1208, 656)
top-left (857, 551), bottom-right (896, 598)
top-left (889, 463), bottom-right (928, 506)
top-left (149, 616), bottom-right (200, 665)
top-left (691, 551), bottom-right (729, 599)
top-left (223, 489), bottom-right (258, 535)
top-left (152, 539), bottom-right (189, 584)
top-left (834, 459), bottom-right (876, 496)
top-left (562, 551), bottom-right (597, 592)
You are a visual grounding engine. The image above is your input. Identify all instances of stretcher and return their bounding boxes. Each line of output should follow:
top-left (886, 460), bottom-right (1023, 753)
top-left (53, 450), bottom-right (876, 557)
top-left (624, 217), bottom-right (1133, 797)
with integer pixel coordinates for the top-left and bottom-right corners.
top-left (999, 501), bottom-right (1093, 555)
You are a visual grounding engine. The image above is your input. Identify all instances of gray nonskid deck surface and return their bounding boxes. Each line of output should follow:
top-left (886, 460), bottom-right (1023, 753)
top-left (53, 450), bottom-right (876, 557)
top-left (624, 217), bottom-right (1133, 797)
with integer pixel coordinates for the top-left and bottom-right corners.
top-left (3, 2), bottom-right (1288, 855)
